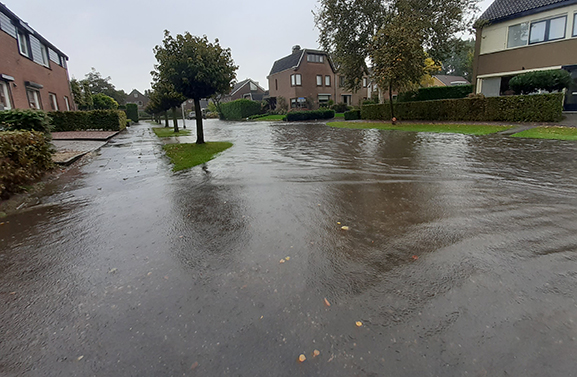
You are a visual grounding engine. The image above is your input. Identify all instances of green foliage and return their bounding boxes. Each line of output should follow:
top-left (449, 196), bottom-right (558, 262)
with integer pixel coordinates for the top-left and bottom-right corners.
top-left (50, 110), bottom-right (127, 132)
top-left (220, 99), bottom-right (262, 120)
top-left (361, 93), bottom-right (564, 123)
top-left (285, 109), bottom-right (335, 122)
top-left (71, 69), bottom-right (127, 109)
top-left (125, 103), bottom-right (139, 122)
top-left (439, 38), bottom-right (475, 80)
top-left (344, 110), bottom-right (361, 120)
top-left (331, 102), bottom-right (350, 113)
top-left (398, 85), bottom-right (473, 102)
top-left (511, 126), bottom-right (577, 140)
top-left (509, 70), bottom-right (573, 95)
top-left (162, 142), bottom-right (233, 171)
top-left (0, 131), bottom-right (53, 198)
top-left (0, 109), bottom-right (52, 134)
top-left (92, 93), bottom-right (119, 110)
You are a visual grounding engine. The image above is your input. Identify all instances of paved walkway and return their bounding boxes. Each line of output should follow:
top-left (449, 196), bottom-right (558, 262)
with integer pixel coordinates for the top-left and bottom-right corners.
top-left (51, 130), bottom-right (120, 165)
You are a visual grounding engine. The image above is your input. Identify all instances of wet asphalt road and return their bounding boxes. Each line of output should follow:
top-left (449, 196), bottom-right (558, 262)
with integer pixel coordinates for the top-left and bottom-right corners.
top-left (1, 120), bottom-right (577, 376)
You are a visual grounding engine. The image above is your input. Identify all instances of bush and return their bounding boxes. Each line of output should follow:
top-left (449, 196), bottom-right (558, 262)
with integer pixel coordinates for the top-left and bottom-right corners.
top-left (398, 85), bottom-right (474, 102)
top-left (344, 110), bottom-right (361, 120)
top-left (331, 102), bottom-right (350, 113)
top-left (285, 109), bottom-right (335, 121)
top-left (92, 93), bottom-right (119, 110)
top-left (509, 69), bottom-right (572, 95)
top-left (220, 99), bottom-right (262, 120)
top-left (125, 103), bottom-right (139, 122)
top-left (0, 131), bottom-right (53, 198)
top-left (0, 109), bottom-right (52, 134)
top-left (50, 110), bottom-right (127, 132)
top-left (361, 93), bottom-right (563, 123)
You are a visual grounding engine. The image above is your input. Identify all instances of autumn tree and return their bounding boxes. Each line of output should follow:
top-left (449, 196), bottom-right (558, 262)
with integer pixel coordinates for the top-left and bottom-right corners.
top-left (316, 0), bottom-right (478, 116)
top-left (153, 31), bottom-right (237, 144)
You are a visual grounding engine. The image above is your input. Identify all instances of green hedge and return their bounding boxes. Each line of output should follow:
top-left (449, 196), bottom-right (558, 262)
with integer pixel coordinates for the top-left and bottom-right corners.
top-left (50, 110), bottom-right (127, 132)
top-left (220, 99), bottom-right (262, 120)
top-left (0, 109), bottom-right (52, 134)
top-left (286, 109), bottom-right (336, 122)
top-left (398, 85), bottom-right (473, 102)
top-left (125, 103), bottom-right (139, 123)
top-left (0, 131), bottom-right (53, 198)
top-left (509, 69), bottom-right (572, 95)
top-left (361, 93), bottom-right (563, 123)
top-left (344, 109), bottom-right (361, 120)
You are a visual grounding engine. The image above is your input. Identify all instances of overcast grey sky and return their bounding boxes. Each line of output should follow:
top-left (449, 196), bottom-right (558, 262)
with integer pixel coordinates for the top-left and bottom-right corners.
top-left (6, 0), bottom-right (494, 93)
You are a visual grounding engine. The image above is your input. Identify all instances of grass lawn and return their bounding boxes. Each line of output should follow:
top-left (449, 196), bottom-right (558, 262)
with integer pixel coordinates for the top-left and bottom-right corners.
top-left (334, 113), bottom-right (345, 119)
top-left (511, 126), bottom-right (577, 140)
top-left (254, 115), bottom-right (286, 121)
top-left (327, 122), bottom-right (514, 135)
top-left (162, 142), bottom-right (233, 171)
top-left (152, 127), bottom-right (192, 138)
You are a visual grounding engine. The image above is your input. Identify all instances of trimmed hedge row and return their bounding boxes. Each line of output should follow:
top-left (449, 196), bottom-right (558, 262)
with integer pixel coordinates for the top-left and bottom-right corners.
top-left (286, 109), bottom-right (335, 122)
top-left (0, 109), bottom-right (52, 134)
top-left (0, 131), bottom-right (53, 198)
top-left (361, 93), bottom-right (563, 123)
top-left (344, 110), bottom-right (361, 120)
top-left (125, 103), bottom-right (139, 123)
top-left (398, 85), bottom-right (473, 102)
top-left (49, 110), bottom-right (127, 132)
top-left (220, 99), bottom-right (262, 120)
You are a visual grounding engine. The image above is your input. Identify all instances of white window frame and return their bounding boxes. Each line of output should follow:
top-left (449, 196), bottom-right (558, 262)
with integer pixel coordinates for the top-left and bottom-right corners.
top-left (0, 81), bottom-right (12, 110)
top-left (40, 44), bottom-right (49, 67)
top-left (64, 96), bottom-right (70, 111)
top-left (507, 22), bottom-right (529, 48)
top-left (27, 89), bottom-right (41, 109)
top-left (49, 92), bottom-right (58, 110)
top-left (573, 13), bottom-right (577, 37)
top-left (17, 30), bottom-right (30, 57)
top-left (291, 74), bottom-right (301, 86)
top-left (363, 77), bottom-right (368, 87)
top-left (529, 15), bottom-right (567, 44)
top-left (316, 75), bottom-right (322, 86)
top-left (307, 54), bottom-right (324, 63)
top-left (325, 75), bottom-right (331, 86)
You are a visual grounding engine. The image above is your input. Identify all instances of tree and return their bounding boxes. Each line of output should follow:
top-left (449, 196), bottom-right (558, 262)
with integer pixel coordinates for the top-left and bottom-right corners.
top-left (81, 68), bottom-right (127, 105)
top-left (316, 0), bottom-right (478, 117)
top-left (439, 38), bottom-right (475, 80)
top-left (148, 80), bottom-right (186, 131)
top-left (92, 93), bottom-right (119, 110)
top-left (153, 31), bottom-right (237, 144)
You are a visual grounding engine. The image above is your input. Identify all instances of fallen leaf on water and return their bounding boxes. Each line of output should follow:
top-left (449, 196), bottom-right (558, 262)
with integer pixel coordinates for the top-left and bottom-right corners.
top-left (337, 222), bottom-right (341, 225)
top-left (147, 272), bottom-right (152, 276)
top-left (190, 361), bottom-right (199, 370)
top-left (324, 298), bottom-right (331, 307)
top-left (9, 292), bottom-right (16, 295)
top-left (285, 257), bottom-right (290, 261)
top-left (298, 354), bottom-right (306, 363)
top-left (412, 255), bottom-right (419, 260)
top-left (356, 321), bottom-right (363, 327)
top-left (279, 259), bottom-right (285, 264)
top-left (164, 276), bottom-right (169, 280)
top-left (108, 268), bottom-right (117, 274)
top-left (77, 355), bottom-right (84, 361)
top-left (313, 350), bottom-right (320, 357)
top-left (341, 226), bottom-right (350, 231)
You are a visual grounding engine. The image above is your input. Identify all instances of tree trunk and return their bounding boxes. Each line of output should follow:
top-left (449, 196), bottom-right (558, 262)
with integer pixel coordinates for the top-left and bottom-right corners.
top-left (389, 82), bottom-right (395, 120)
top-left (194, 98), bottom-right (204, 144)
top-left (164, 112), bottom-right (169, 128)
top-left (172, 107), bottom-right (179, 133)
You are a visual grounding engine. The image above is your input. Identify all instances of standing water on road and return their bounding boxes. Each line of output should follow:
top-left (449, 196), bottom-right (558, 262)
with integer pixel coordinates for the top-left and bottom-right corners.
top-left (1, 120), bottom-right (577, 376)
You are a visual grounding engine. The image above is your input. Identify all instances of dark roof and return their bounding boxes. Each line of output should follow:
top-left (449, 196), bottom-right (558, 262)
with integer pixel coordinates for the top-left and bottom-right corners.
top-left (0, 2), bottom-right (69, 59)
top-left (269, 48), bottom-right (333, 76)
top-left (230, 78), bottom-right (265, 95)
top-left (478, 0), bottom-right (577, 23)
top-left (433, 75), bottom-right (470, 86)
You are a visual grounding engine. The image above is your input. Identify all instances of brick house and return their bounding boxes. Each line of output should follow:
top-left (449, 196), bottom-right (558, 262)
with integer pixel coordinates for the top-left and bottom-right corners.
top-left (126, 89), bottom-right (149, 112)
top-left (268, 45), bottom-right (370, 109)
top-left (472, 0), bottom-right (577, 110)
top-left (0, 3), bottom-right (74, 111)
top-left (224, 79), bottom-right (266, 102)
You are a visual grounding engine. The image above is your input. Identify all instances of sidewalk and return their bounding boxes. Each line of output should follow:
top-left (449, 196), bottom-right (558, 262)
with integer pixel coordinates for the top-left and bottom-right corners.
top-left (51, 130), bottom-right (120, 165)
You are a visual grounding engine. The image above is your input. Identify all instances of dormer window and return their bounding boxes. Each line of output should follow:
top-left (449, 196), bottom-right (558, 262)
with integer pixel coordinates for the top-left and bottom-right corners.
top-left (307, 54), bottom-right (324, 63)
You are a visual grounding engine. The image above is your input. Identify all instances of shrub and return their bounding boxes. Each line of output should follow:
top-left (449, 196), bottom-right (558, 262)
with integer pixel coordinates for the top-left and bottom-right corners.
top-left (92, 93), bottom-right (119, 110)
top-left (125, 103), bottom-right (139, 122)
top-left (0, 109), bottom-right (52, 134)
top-left (344, 110), bottom-right (361, 120)
top-left (331, 102), bottom-right (350, 113)
top-left (220, 99), bottom-right (262, 120)
top-left (398, 85), bottom-right (473, 102)
top-left (509, 69), bottom-right (572, 95)
top-left (50, 110), bottom-right (127, 132)
top-left (0, 131), bottom-right (53, 198)
top-left (361, 93), bottom-right (563, 123)
top-left (285, 109), bottom-right (335, 121)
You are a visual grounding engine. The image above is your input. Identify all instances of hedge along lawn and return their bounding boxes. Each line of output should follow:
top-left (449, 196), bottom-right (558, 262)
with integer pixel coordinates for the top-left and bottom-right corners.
top-left (327, 122), bottom-right (514, 135)
top-left (162, 142), bottom-right (233, 171)
top-left (511, 126), bottom-right (577, 140)
top-left (152, 127), bottom-right (191, 138)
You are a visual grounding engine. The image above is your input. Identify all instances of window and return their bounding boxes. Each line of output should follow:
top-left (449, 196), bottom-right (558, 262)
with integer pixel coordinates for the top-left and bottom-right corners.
top-left (138, 101), bottom-right (143, 106)
top-left (325, 75), bottom-right (331, 86)
top-left (40, 44), bottom-right (49, 67)
top-left (529, 16), bottom-right (567, 44)
top-left (275, 79), bottom-right (278, 91)
top-left (318, 94), bottom-right (331, 106)
top-left (27, 89), bottom-right (41, 109)
top-left (64, 96), bottom-right (70, 111)
top-left (0, 81), bottom-right (12, 110)
top-left (363, 77), bottom-right (368, 87)
top-left (316, 75), bottom-right (322, 86)
top-left (574, 13), bottom-right (577, 37)
top-left (339, 76), bottom-right (345, 87)
top-left (290, 98), bottom-right (297, 108)
top-left (250, 82), bottom-right (257, 91)
top-left (508, 22), bottom-right (529, 48)
top-left (17, 30), bottom-right (29, 57)
top-left (48, 93), bottom-right (58, 110)
top-left (291, 74), bottom-right (301, 86)
top-left (134, 93), bottom-right (138, 98)
top-left (307, 54), bottom-right (324, 63)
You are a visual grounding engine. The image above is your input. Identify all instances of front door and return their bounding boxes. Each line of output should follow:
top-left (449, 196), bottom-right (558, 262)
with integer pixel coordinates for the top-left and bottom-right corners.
top-left (563, 65), bottom-right (577, 111)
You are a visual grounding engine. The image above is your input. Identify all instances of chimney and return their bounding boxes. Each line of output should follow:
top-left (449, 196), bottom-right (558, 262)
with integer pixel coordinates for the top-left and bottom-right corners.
top-left (292, 45), bottom-right (301, 54)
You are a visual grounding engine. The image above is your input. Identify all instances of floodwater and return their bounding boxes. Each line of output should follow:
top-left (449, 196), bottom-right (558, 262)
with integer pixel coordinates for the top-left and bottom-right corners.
top-left (1, 120), bottom-right (577, 376)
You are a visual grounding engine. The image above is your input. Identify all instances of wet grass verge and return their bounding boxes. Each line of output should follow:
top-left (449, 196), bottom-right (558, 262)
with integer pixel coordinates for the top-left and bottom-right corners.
top-left (327, 122), bottom-right (514, 135)
top-left (162, 142), bottom-right (233, 171)
top-left (152, 128), bottom-right (192, 137)
top-left (254, 115), bottom-right (286, 121)
top-left (511, 126), bottom-right (577, 140)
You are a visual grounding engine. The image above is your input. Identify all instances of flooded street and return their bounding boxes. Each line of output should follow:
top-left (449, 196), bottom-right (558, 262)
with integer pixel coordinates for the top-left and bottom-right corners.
top-left (1, 120), bottom-right (577, 376)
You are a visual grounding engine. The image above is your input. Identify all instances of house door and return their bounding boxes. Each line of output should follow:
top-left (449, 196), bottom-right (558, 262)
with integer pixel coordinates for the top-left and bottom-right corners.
top-left (563, 65), bottom-right (577, 111)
